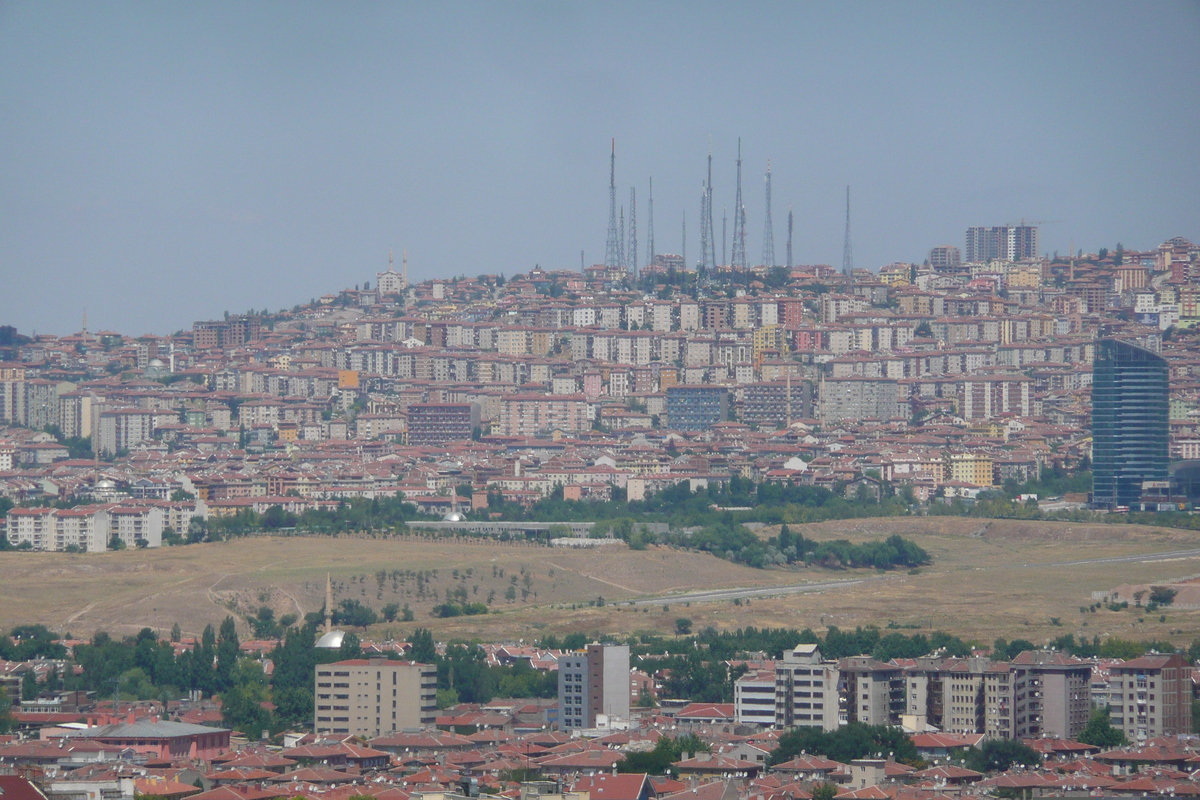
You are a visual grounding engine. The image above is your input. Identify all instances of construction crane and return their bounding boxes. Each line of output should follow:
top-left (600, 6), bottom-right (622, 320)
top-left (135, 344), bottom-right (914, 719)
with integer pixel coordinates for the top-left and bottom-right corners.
top-left (1006, 219), bottom-right (1063, 228)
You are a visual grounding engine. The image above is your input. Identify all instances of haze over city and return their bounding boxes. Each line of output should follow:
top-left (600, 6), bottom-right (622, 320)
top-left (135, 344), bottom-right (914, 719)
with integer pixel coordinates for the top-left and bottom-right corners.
top-left (2, 1), bottom-right (1199, 335)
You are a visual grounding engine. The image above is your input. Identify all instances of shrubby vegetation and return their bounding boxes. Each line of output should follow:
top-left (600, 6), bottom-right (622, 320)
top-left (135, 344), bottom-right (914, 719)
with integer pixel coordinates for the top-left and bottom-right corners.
top-left (4, 614), bottom-right (1196, 742)
top-left (952, 739), bottom-right (1042, 773)
top-left (618, 733), bottom-right (710, 773)
top-left (771, 722), bottom-right (919, 766)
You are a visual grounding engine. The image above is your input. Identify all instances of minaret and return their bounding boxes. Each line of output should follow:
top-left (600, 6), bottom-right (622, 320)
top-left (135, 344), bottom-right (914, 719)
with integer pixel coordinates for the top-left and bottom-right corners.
top-left (402, 250), bottom-right (409, 291)
top-left (324, 573), bottom-right (333, 635)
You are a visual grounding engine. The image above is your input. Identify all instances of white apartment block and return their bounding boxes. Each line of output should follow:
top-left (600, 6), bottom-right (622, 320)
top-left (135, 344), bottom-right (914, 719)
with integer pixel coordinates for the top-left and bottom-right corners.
top-left (774, 644), bottom-right (840, 732)
top-left (734, 667), bottom-right (777, 727)
top-left (6, 502), bottom-right (197, 551)
top-left (97, 408), bottom-right (156, 457)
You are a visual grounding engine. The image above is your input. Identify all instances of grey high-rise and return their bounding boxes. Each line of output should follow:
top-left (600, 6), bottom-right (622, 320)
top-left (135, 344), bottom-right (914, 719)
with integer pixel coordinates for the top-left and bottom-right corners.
top-left (1092, 339), bottom-right (1169, 509)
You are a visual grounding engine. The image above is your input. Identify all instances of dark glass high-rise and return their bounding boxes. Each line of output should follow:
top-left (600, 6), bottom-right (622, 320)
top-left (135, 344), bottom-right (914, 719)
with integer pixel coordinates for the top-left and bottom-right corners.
top-left (1091, 338), bottom-right (1169, 508)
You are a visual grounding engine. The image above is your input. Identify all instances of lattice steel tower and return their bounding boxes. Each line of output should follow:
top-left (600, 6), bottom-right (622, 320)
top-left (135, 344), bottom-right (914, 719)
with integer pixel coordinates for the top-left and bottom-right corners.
top-left (701, 145), bottom-right (716, 270)
top-left (604, 139), bottom-right (621, 269)
top-left (628, 188), bottom-right (637, 278)
top-left (731, 138), bottom-right (747, 269)
top-left (841, 185), bottom-right (854, 276)
top-left (618, 207), bottom-right (626, 270)
top-left (646, 178), bottom-right (655, 266)
top-left (786, 205), bottom-right (794, 269)
top-left (722, 207), bottom-right (727, 266)
top-left (761, 161), bottom-right (775, 267)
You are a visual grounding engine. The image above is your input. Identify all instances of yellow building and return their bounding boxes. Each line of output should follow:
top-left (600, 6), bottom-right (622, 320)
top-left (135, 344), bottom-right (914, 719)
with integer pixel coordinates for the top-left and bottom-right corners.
top-left (752, 324), bottom-right (789, 361)
top-left (946, 453), bottom-right (994, 487)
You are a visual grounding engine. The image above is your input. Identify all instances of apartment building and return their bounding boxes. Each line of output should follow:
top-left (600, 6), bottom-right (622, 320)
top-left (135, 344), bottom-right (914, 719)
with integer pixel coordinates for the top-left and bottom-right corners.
top-left (929, 245), bottom-right (962, 272)
top-left (905, 656), bottom-right (990, 735)
top-left (819, 376), bottom-right (902, 423)
top-left (96, 408), bottom-right (156, 457)
top-left (665, 386), bottom-right (729, 431)
top-left (946, 453), bottom-right (995, 487)
top-left (966, 225), bottom-right (1038, 262)
top-left (314, 658), bottom-right (436, 738)
top-left (840, 657), bottom-right (905, 726)
top-left (6, 503), bottom-right (170, 551)
top-left (557, 643), bottom-right (631, 731)
top-left (984, 651), bottom-right (1092, 740)
top-left (774, 644), bottom-right (840, 732)
top-left (906, 652), bottom-right (1091, 740)
top-left (742, 381), bottom-right (812, 428)
top-left (497, 394), bottom-right (589, 437)
top-left (1108, 653), bottom-right (1191, 742)
top-left (406, 403), bottom-right (481, 446)
top-left (734, 667), bottom-right (777, 727)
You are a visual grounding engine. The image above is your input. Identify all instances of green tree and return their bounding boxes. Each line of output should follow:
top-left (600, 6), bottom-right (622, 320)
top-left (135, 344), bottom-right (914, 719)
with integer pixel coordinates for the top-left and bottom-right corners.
top-left (409, 628), bottom-right (437, 663)
top-left (0, 686), bottom-right (14, 733)
top-left (618, 734), bottom-right (706, 775)
top-left (220, 661), bottom-right (272, 739)
top-left (1078, 707), bottom-right (1126, 747)
top-left (959, 739), bottom-right (1041, 773)
top-left (1148, 586), bottom-right (1177, 606)
top-left (338, 632), bottom-right (362, 659)
top-left (811, 785), bottom-right (837, 800)
top-left (215, 617), bottom-right (240, 691)
top-left (675, 618), bottom-right (693, 635)
top-left (771, 723), bottom-right (919, 766)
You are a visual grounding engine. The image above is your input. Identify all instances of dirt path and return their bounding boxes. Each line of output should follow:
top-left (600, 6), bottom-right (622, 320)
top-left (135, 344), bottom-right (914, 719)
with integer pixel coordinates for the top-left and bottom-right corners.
top-left (65, 602), bottom-right (95, 625)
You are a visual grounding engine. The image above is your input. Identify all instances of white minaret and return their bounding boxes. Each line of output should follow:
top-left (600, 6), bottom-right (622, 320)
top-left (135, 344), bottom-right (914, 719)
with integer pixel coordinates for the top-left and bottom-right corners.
top-left (324, 572), bottom-right (333, 635)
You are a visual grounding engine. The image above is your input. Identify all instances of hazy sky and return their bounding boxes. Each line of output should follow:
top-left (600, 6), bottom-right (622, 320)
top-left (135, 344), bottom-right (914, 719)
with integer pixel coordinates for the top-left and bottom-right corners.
top-left (3, 2), bottom-right (1199, 336)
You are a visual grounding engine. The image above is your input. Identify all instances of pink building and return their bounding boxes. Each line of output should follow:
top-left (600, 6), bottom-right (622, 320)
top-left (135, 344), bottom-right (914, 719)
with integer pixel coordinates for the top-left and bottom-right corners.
top-left (64, 718), bottom-right (231, 760)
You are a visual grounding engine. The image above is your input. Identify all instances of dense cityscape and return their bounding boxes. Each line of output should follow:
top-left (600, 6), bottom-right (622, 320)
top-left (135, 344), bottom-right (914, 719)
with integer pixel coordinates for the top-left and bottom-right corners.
top-left (4, 3), bottom-right (1200, 799)
top-left (1, 219), bottom-right (1200, 798)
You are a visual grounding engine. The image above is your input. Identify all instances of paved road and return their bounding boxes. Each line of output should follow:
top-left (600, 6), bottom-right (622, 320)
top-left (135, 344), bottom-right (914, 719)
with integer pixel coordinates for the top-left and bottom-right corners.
top-left (1035, 547), bottom-right (1200, 568)
top-left (631, 576), bottom-right (881, 606)
top-left (630, 547), bottom-right (1200, 607)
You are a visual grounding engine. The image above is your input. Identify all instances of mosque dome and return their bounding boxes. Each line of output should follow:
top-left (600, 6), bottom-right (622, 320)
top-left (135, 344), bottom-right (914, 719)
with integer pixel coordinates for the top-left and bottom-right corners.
top-left (315, 630), bottom-right (346, 649)
top-left (442, 511), bottom-right (466, 522)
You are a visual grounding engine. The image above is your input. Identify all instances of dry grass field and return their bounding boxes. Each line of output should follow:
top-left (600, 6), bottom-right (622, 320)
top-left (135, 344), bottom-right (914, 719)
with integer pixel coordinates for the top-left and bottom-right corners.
top-left (3, 517), bottom-right (1200, 650)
